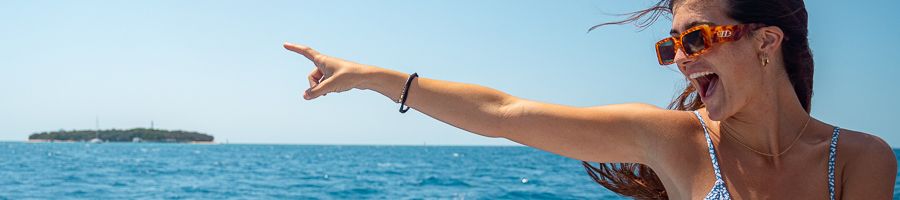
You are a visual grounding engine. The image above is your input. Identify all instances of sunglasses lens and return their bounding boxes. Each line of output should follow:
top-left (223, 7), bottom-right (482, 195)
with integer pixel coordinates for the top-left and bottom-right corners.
top-left (657, 40), bottom-right (676, 64)
top-left (682, 30), bottom-right (708, 55)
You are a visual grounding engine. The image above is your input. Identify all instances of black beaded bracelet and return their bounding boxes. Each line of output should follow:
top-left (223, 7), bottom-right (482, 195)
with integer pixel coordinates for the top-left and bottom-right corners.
top-left (399, 73), bottom-right (418, 113)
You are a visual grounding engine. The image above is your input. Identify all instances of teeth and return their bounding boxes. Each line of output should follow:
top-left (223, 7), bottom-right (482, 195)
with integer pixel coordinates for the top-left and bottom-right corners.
top-left (689, 71), bottom-right (715, 79)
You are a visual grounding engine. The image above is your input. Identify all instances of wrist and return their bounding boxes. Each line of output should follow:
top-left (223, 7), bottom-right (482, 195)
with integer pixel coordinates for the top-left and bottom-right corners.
top-left (358, 66), bottom-right (398, 90)
top-left (356, 65), bottom-right (379, 91)
top-left (357, 66), bottom-right (409, 102)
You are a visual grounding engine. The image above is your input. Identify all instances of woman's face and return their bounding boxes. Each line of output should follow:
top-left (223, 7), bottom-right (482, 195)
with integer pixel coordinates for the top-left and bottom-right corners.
top-left (671, 0), bottom-right (764, 120)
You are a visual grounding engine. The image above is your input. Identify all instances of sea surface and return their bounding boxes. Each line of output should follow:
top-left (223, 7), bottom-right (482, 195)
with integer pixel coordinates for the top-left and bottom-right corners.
top-left (0, 142), bottom-right (897, 199)
top-left (0, 142), bottom-right (624, 199)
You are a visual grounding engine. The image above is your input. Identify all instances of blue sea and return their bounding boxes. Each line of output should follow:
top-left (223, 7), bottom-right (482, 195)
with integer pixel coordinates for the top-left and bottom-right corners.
top-left (0, 142), bottom-right (897, 199)
top-left (0, 142), bottom-right (626, 199)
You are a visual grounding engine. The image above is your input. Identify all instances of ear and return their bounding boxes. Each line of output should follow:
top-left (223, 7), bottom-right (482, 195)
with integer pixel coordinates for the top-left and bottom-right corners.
top-left (754, 25), bottom-right (785, 55)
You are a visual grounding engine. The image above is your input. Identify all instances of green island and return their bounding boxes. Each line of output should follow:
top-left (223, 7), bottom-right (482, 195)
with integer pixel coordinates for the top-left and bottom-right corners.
top-left (28, 128), bottom-right (214, 143)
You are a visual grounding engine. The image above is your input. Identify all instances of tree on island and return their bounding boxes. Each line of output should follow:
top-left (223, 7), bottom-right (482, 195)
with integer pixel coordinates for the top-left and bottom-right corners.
top-left (28, 128), bottom-right (214, 142)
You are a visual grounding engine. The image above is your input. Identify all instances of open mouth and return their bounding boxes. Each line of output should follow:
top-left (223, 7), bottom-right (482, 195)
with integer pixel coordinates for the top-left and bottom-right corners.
top-left (690, 71), bottom-right (719, 99)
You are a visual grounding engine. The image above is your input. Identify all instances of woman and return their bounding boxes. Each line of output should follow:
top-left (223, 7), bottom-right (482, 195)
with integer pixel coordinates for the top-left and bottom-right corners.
top-left (283, 0), bottom-right (896, 199)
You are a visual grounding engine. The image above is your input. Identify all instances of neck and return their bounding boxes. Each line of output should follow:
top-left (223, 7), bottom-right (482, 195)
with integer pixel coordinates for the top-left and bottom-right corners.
top-left (717, 73), bottom-right (810, 159)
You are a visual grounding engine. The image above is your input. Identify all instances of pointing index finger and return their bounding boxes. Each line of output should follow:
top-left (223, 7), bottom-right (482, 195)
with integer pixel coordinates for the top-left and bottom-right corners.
top-left (283, 42), bottom-right (319, 61)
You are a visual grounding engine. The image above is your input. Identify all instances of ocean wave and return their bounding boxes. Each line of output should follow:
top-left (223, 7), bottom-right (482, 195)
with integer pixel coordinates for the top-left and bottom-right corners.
top-left (417, 176), bottom-right (472, 187)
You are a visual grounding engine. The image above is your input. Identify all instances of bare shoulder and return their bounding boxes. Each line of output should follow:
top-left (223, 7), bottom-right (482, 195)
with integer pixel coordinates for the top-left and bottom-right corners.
top-left (590, 103), bottom-right (705, 146)
top-left (617, 104), bottom-right (708, 164)
top-left (836, 128), bottom-right (897, 199)
top-left (610, 103), bottom-right (703, 137)
top-left (836, 129), bottom-right (895, 167)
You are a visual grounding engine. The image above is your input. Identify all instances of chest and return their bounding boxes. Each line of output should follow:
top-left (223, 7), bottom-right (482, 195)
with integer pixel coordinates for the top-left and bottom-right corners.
top-left (659, 141), bottom-right (838, 199)
top-left (713, 152), bottom-right (834, 199)
top-left (712, 144), bottom-right (840, 199)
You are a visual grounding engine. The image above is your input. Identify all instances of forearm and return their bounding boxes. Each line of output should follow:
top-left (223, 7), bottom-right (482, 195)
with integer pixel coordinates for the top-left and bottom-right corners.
top-left (364, 69), bottom-right (654, 162)
top-left (359, 66), bottom-right (515, 138)
top-left (284, 43), bottom-right (659, 162)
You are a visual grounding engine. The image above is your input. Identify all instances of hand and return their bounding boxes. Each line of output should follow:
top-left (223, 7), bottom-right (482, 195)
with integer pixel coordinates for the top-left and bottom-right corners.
top-left (284, 42), bottom-right (372, 100)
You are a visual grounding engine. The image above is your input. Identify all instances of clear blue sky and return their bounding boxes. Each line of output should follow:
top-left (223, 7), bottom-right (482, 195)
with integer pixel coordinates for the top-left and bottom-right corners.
top-left (1, 0), bottom-right (897, 146)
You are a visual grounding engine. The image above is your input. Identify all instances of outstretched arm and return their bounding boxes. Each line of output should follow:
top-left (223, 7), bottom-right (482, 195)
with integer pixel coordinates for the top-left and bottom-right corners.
top-left (284, 43), bottom-right (690, 164)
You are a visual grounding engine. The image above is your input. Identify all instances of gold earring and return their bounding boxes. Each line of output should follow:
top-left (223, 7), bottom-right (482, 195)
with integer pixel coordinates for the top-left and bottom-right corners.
top-left (761, 56), bottom-right (769, 66)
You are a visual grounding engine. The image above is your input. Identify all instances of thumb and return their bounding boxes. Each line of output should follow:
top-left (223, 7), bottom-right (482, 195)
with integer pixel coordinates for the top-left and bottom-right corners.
top-left (304, 77), bottom-right (338, 100)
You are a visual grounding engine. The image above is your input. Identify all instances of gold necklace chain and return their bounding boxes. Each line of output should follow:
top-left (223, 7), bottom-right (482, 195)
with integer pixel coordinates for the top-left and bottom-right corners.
top-left (717, 116), bottom-right (811, 157)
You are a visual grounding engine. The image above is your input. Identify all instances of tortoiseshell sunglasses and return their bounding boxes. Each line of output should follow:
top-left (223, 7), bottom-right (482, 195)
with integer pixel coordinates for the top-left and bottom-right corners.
top-left (655, 23), bottom-right (764, 65)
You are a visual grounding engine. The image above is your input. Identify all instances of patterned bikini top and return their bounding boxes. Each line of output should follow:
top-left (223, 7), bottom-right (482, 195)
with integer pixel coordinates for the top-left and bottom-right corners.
top-left (691, 111), bottom-right (840, 200)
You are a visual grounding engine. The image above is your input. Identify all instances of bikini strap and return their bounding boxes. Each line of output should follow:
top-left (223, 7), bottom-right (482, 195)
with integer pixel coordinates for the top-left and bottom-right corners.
top-left (693, 111), bottom-right (724, 181)
top-left (827, 127), bottom-right (841, 200)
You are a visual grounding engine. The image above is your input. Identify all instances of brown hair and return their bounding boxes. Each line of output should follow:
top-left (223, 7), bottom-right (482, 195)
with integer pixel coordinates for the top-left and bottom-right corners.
top-left (581, 0), bottom-right (814, 199)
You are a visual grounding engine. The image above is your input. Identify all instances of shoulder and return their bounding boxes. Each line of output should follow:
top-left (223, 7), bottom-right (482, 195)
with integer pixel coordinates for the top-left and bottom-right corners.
top-left (587, 103), bottom-right (708, 150)
top-left (836, 128), bottom-right (896, 198)
top-left (594, 103), bottom-right (707, 146)
top-left (615, 103), bottom-right (701, 127)
top-left (583, 103), bottom-right (701, 133)
top-left (622, 105), bottom-right (709, 165)
top-left (837, 129), bottom-right (895, 167)
top-left (613, 104), bottom-right (705, 139)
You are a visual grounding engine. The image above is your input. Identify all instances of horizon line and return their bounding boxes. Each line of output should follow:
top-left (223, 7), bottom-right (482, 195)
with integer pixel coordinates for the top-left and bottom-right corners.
top-left (0, 140), bottom-right (527, 147)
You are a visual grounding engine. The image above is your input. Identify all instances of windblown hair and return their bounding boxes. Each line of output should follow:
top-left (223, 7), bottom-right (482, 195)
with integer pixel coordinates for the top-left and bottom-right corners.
top-left (581, 0), bottom-right (814, 199)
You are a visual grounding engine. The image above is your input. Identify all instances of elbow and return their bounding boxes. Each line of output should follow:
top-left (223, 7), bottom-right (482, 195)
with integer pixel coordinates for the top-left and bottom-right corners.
top-left (481, 133), bottom-right (505, 139)
top-left (490, 97), bottom-right (525, 138)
